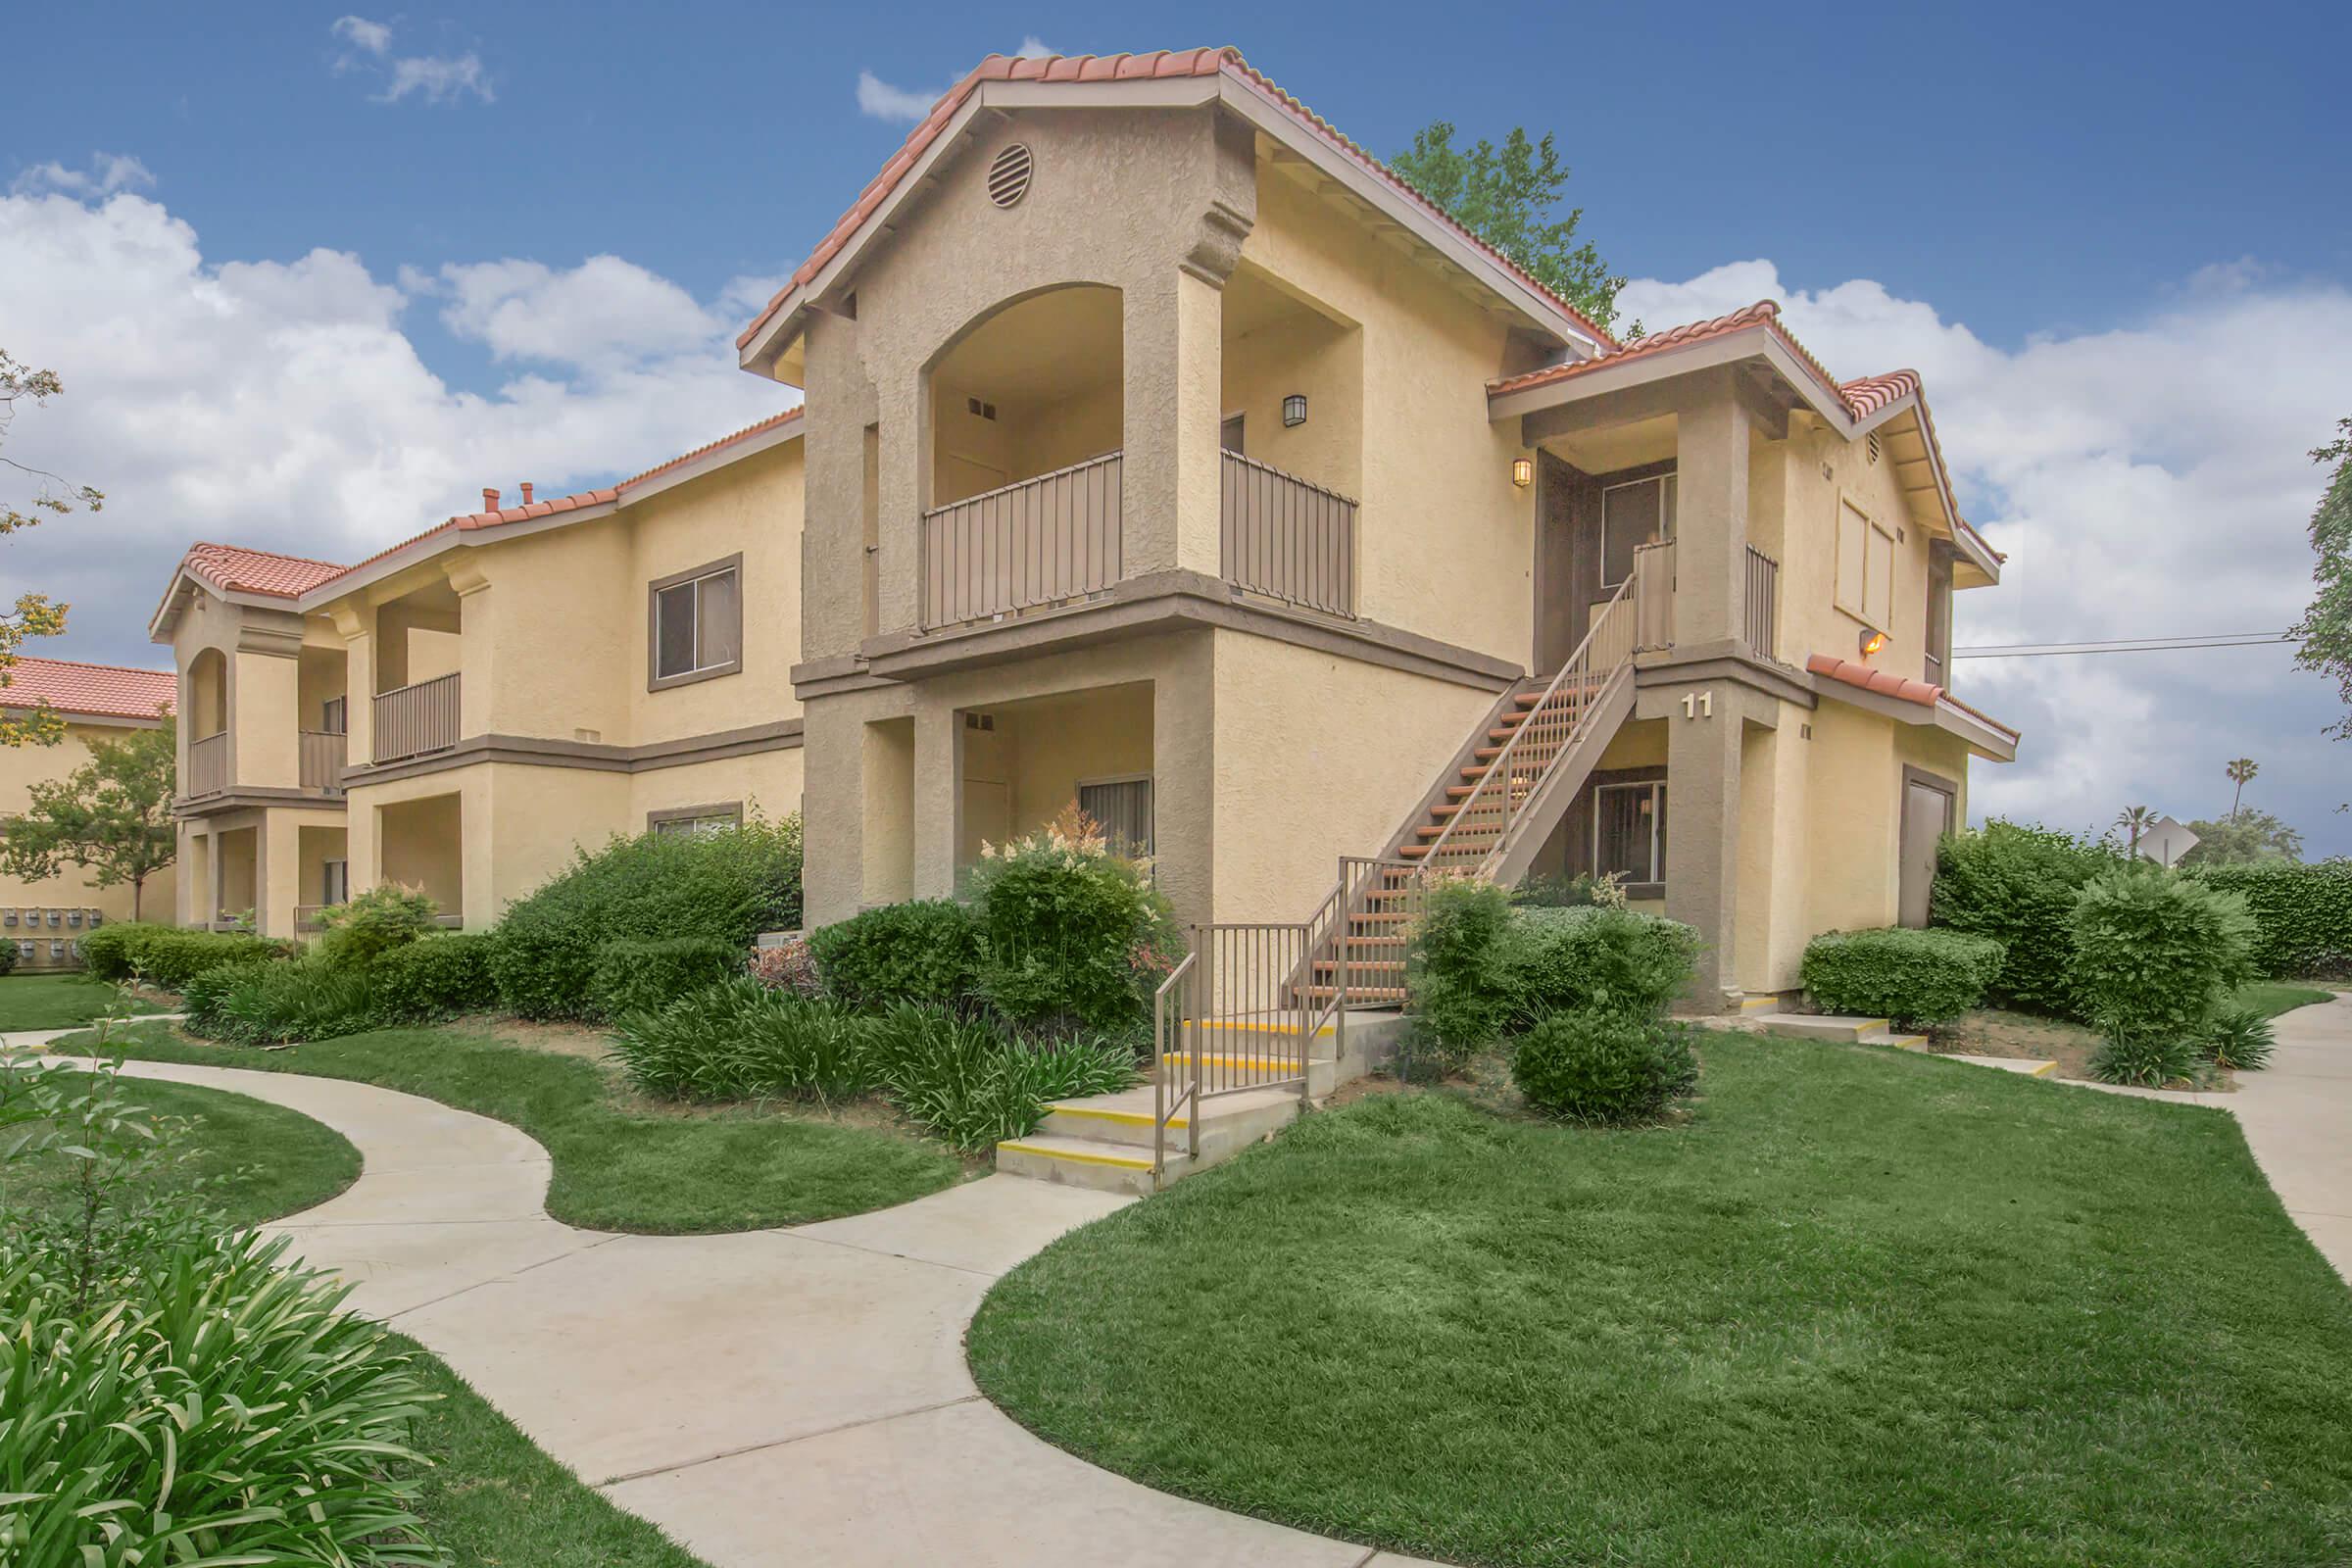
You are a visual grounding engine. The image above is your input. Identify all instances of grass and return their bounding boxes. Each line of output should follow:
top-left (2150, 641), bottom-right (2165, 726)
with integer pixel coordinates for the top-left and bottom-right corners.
top-left (0, 971), bottom-right (166, 1031)
top-left (969, 1031), bottom-right (2352, 1568)
top-left (5, 1072), bottom-right (361, 1227)
top-left (2235, 979), bottom-right (2335, 1019)
top-left (58, 1019), bottom-right (963, 1233)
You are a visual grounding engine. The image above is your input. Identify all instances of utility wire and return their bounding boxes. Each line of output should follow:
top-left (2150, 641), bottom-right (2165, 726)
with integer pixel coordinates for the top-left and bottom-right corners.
top-left (1952, 631), bottom-right (2297, 659)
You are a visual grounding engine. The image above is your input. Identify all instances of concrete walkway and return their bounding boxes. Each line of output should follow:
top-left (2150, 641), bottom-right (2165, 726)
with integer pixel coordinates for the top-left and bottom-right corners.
top-left (13, 1033), bottom-right (1444, 1568)
top-left (2058, 989), bottom-right (2352, 1281)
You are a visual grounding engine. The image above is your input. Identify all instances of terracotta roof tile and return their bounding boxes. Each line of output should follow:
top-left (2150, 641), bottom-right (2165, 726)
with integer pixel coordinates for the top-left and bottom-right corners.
top-left (737, 49), bottom-right (1619, 357)
top-left (0, 657), bottom-right (175, 720)
top-left (180, 542), bottom-right (351, 600)
top-left (1807, 653), bottom-right (2019, 742)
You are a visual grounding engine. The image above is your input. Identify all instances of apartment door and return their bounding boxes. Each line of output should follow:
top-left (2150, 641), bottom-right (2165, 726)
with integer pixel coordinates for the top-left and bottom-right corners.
top-left (1898, 773), bottom-right (1956, 928)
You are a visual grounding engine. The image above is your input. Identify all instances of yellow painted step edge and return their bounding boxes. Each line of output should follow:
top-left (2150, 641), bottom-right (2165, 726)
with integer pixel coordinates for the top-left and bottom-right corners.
top-left (1739, 994), bottom-right (1786, 1012)
top-left (1199, 1018), bottom-right (1338, 1038)
top-left (1049, 1104), bottom-right (1184, 1129)
top-left (2026, 1059), bottom-right (2059, 1078)
top-left (997, 1140), bottom-right (1152, 1171)
top-left (1165, 1054), bottom-right (1315, 1071)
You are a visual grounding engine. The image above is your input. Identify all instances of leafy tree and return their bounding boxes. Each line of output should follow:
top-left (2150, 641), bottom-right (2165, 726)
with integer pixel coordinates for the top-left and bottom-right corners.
top-left (1391, 122), bottom-right (1630, 332)
top-left (2180, 808), bottom-right (2303, 868)
top-left (2114, 805), bottom-right (2156, 856)
top-left (2225, 757), bottom-right (2259, 821)
top-left (2291, 418), bottom-right (2351, 748)
top-left (1, 714), bottom-right (176, 918)
top-left (1, 347), bottom-right (103, 748)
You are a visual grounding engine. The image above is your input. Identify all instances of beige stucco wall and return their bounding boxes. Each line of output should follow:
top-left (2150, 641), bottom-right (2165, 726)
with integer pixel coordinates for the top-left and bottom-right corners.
top-left (627, 749), bottom-right (806, 834)
top-left (0, 718), bottom-right (179, 931)
top-left (1776, 414), bottom-right (1944, 684)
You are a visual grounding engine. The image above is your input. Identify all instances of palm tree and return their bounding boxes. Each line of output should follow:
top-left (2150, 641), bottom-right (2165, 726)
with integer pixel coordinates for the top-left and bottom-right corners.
top-left (2226, 758), bottom-right (2259, 822)
top-left (2114, 805), bottom-right (2156, 855)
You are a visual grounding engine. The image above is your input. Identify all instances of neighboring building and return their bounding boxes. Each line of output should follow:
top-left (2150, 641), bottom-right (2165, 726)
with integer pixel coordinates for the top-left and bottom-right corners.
top-left (0, 657), bottom-right (179, 962)
top-left (156, 46), bottom-right (2017, 1005)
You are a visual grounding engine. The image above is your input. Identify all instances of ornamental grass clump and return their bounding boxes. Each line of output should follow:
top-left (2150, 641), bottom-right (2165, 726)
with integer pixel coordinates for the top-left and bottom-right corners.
top-left (2203, 1004), bottom-right (2278, 1072)
top-left (863, 1002), bottom-right (1136, 1153)
top-left (610, 978), bottom-right (874, 1104)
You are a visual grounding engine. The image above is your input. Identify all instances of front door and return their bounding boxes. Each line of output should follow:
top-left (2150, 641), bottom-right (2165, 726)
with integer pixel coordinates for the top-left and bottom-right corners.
top-left (1898, 775), bottom-right (1955, 928)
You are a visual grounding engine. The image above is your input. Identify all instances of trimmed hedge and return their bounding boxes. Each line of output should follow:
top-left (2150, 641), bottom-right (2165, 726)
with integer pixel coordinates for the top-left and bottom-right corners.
top-left (808, 900), bottom-right (978, 1010)
top-left (1510, 906), bottom-right (1699, 1024)
top-left (1799, 927), bottom-right (2007, 1028)
top-left (2188, 858), bottom-right (2352, 979)
top-left (2071, 864), bottom-right (2256, 1054)
top-left (592, 935), bottom-right (743, 1019)
top-left (486, 812), bottom-right (803, 1020)
top-left (369, 932), bottom-right (499, 1021)
top-left (84, 924), bottom-right (294, 989)
top-left (1931, 821), bottom-right (2123, 1018)
top-left (1512, 1010), bottom-right (1699, 1124)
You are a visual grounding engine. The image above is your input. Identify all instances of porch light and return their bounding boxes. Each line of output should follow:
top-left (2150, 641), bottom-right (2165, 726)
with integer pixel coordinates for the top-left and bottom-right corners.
top-left (1510, 458), bottom-right (1534, 488)
top-left (1283, 394), bottom-right (1308, 428)
top-left (1859, 627), bottom-right (1889, 659)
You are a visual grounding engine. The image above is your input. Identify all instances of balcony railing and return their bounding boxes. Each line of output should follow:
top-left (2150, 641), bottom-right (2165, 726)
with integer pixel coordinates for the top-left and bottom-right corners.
top-left (372, 673), bottom-right (461, 763)
top-left (186, 731), bottom-right (228, 797)
top-left (919, 452), bottom-right (1123, 631)
top-left (1220, 450), bottom-right (1355, 618)
top-left (300, 729), bottom-right (346, 792)
top-left (1743, 545), bottom-right (1780, 662)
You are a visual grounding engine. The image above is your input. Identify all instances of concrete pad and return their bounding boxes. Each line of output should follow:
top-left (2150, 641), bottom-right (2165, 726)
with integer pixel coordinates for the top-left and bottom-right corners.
top-left (793, 1173), bottom-right (1130, 1277)
top-left (603, 1396), bottom-right (1374, 1568)
top-left (265, 1216), bottom-right (608, 1319)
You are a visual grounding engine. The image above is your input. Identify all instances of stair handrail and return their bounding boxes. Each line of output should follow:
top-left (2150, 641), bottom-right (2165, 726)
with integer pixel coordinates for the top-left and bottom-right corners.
top-left (1152, 948), bottom-right (1200, 1181)
top-left (1417, 555), bottom-right (1647, 877)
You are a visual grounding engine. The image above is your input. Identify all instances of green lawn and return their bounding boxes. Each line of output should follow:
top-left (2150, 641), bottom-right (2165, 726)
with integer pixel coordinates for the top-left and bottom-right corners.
top-left (969, 1032), bottom-right (2352, 1568)
top-left (0, 972), bottom-right (165, 1032)
top-left (63, 1019), bottom-right (963, 1233)
top-left (2235, 980), bottom-right (2335, 1019)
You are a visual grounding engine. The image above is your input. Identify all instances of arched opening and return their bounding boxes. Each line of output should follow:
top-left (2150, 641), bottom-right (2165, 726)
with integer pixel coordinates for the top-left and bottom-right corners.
top-left (188, 648), bottom-right (228, 738)
top-left (927, 284), bottom-right (1123, 507)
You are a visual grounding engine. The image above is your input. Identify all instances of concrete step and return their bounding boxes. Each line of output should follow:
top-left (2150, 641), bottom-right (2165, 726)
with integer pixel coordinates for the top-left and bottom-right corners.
top-left (1944, 1053), bottom-right (2060, 1078)
top-left (1040, 1085), bottom-right (1301, 1153)
top-left (994, 1133), bottom-right (1166, 1197)
top-left (1163, 1051), bottom-right (1339, 1098)
top-left (1752, 1012), bottom-right (1893, 1045)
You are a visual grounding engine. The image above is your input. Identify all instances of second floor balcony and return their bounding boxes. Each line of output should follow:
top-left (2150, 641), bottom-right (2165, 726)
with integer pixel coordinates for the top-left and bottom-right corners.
top-left (372, 671), bottom-right (461, 764)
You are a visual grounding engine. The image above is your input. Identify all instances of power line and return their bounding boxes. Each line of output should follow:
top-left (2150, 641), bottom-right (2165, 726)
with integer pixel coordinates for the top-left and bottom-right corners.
top-left (1952, 631), bottom-right (2297, 659)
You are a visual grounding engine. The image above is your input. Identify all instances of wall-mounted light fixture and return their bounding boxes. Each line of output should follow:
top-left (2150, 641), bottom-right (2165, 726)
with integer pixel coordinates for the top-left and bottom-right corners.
top-left (1510, 457), bottom-right (1534, 488)
top-left (1859, 628), bottom-right (1889, 659)
top-left (1282, 394), bottom-right (1307, 428)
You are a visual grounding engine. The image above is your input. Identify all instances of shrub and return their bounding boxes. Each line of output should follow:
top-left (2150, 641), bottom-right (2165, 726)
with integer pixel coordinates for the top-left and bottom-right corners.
top-left (316, 883), bottom-right (438, 969)
top-left (1799, 927), bottom-right (2007, 1028)
top-left (1508, 906), bottom-right (1699, 1025)
top-left (2088, 1032), bottom-right (2205, 1089)
top-left (963, 811), bottom-right (1182, 1035)
top-left (808, 900), bottom-right (978, 1009)
top-left (748, 934), bottom-right (823, 997)
top-left (2070, 864), bottom-right (2257, 1058)
top-left (1403, 876), bottom-right (1520, 1059)
top-left (137, 928), bottom-right (294, 988)
top-left (1510, 871), bottom-right (1628, 909)
top-left (79, 919), bottom-right (164, 982)
top-left (1932, 820), bottom-right (2124, 1017)
top-left (863, 1002), bottom-right (1136, 1153)
top-left (0, 941), bottom-right (14, 977)
top-left (2204, 1005), bottom-right (2278, 1072)
top-left (186, 957), bottom-right (375, 1047)
top-left (369, 932), bottom-right (499, 1022)
top-left (593, 934), bottom-right (743, 1020)
top-left (2188, 858), bottom-right (2352, 979)
top-left (1511, 1009), bottom-right (1700, 1125)
top-left (612, 980), bottom-right (874, 1103)
top-left (487, 810), bottom-right (803, 1019)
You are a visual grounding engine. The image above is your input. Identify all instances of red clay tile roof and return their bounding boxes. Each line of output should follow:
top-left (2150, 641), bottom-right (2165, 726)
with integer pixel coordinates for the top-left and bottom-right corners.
top-left (1490, 299), bottom-right (1880, 418)
top-left (1806, 653), bottom-right (2019, 742)
top-left (1939, 689), bottom-right (2022, 743)
top-left (180, 542), bottom-right (351, 600)
top-left (736, 49), bottom-right (1618, 358)
top-left (1838, 369), bottom-right (1921, 419)
top-left (0, 657), bottom-right (175, 720)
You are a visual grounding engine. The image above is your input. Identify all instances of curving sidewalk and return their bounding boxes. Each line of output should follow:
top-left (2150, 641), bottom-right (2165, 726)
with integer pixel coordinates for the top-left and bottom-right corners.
top-left (14, 1031), bottom-right (1445, 1568)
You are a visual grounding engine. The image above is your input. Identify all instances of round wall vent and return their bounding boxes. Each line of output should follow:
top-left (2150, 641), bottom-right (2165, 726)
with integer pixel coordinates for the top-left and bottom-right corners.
top-left (987, 143), bottom-right (1034, 209)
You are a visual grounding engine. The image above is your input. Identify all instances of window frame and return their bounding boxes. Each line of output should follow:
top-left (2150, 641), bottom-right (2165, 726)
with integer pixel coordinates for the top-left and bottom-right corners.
top-left (647, 800), bottom-right (745, 839)
top-left (1599, 471), bottom-right (1677, 591)
top-left (647, 554), bottom-right (745, 692)
top-left (1076, 772), bottom-right (1155, 859)
top-left (1591, 775), bottom-right (1667, 893)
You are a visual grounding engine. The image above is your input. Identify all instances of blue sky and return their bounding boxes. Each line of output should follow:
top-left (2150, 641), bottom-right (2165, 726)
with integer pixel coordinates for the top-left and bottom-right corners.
top-left (6, 1), bottom-right (2350, 850)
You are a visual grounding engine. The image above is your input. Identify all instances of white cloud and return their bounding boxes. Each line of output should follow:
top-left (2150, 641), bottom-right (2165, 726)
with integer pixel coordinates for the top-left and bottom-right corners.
top-left (9, 153), bottom-right (155, 198)
top-left (0, 187), bottom-right (791, 667)
top-left (330, 16), bottom-right (493, 106)
top-left (857, 38), bottom-right (1059, 122)
top-left (1619, 262), bottom-right (2352, 851)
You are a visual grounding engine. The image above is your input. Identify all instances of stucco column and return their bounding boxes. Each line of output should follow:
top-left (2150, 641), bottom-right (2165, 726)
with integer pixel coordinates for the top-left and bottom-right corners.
top-left (332, 609), bottom-right (373, 771)
top-left (447, 559), bottom-right (494, 739)
top-left (206, 827), bottom-right (224, 929)
top-left (1656, 679), bottom-right (1744, 1009)
top-left (909, 704), bottom-right (960, 901)
top-left (1152, 637), bottom-right (1215, 929)
top-left (1121, 269), bottom-right (1228, 582)
top-left (1673, 370), bottom-right (1751, 650)
top-left (461, 779), bottom-right (496, 934)
top-left (262, 809), bottom-right (302, 940)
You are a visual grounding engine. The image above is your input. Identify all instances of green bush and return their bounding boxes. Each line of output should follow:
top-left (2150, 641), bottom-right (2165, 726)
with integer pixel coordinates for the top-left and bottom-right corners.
top-left (487, 810), bottom-right (803, 1019)
top-left (2188, 859), bottom-right (2352, 979)
top-left (963, 820), bottom-right (1181, 1035)
top-left (1932, 820), bottom-right (2124, 1017)
top-left (1799, 926), bottom-right (2007, 1027)
top-left (185, 958), bottom-right (375, 1047)
top-left (136, 928), bottom-right (294, 988)
top-left (316, 883), bottom-right (438, 969)
top-left (1509, 906), bottom-right (1699, 1024)
top-left (808, 899), bottom-right (978, 1009)
top-left (592, 934), bottom-right (743, 1020)
top-left (612, 979), bottom-right (875, 1103)
top-left (78, 920), bottom-right (165, 982)
top-left (1511, 1009), bottom-right (1700, 1125)
top-left (2070, 864), bottom-right (2257, 1058)
top-left (369, 932), bottom-right (499, 1022)
top-left (1403, 877), bottom-right (1520, 1059)
top-left (863, 1002), bottom-right (1136, 1153)
top-left (2088, 1032), bottom-right (2204, 1089)
top-left (2204, 1005), bottom-right (2278, 1072)
top-left (0, 941), bottom-right (15, 977)
top-left (1510, 872), bottom-right (1628, 909)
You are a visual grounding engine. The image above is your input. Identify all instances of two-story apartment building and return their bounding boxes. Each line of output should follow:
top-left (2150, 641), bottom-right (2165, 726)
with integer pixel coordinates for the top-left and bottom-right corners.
top-left (155, 46), bottom-right (2016, 1008)
top-left (1, 658), bottom-right (178, 960)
